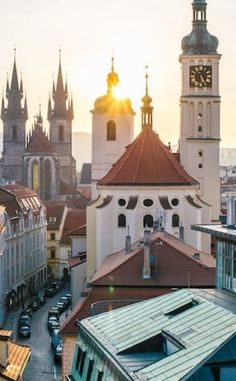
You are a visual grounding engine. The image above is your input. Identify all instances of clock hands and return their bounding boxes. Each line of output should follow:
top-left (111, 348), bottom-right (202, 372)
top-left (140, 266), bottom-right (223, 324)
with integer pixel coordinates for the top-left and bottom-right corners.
top-left (200, 75), bottom-right (207, 86)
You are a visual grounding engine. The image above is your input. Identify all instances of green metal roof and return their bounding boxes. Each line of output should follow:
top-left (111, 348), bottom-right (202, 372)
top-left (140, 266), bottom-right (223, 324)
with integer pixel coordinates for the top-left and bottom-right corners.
top-left (81, 289), bottom-right (236, 381)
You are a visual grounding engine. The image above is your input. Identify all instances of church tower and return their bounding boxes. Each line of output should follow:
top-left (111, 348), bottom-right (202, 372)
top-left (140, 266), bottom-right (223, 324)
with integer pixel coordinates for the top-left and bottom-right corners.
top-left (91, 57), bottom-right (135, 199)
top-left (1, 51), bottom-right (28, 182)
top-left (48, 50), bottom-right (76, 188)
top-left (179, 0), bottom-right (221, 221)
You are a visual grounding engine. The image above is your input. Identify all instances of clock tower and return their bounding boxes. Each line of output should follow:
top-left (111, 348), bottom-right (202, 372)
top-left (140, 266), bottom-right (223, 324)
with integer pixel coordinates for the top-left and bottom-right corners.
top-left (179, 0), bottom-right (221, 221)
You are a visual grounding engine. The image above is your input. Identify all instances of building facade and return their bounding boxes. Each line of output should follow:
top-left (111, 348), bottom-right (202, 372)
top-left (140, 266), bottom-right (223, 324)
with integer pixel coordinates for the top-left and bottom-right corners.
top-left (0, 184), bottom-right (47, 326)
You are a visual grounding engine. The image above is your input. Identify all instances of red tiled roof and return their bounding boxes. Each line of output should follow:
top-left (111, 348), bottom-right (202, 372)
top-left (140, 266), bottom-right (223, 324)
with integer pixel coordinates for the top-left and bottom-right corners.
top-left (98, 125), bottom-right (198, 186)
top-left (61, 209), bottom-right (86, 244)
top-left (59, 181), bottom-right (81, 195)
top-left (60, 287), bottom-right (170, 335)
top-left (45, 203), bottom-right (66, 230)
top-left (60, 232), bottom-right (216, 336)
top-left (68, 253), bottom-right (86, 269)
top-left (0, 184), bottom-right (44, 217)
top-left (91, 231), bottom-right (215, 287)
top-left (25, 125), bottom-right (56, 154)
top-left (67, 224), bottom-right (87, 237)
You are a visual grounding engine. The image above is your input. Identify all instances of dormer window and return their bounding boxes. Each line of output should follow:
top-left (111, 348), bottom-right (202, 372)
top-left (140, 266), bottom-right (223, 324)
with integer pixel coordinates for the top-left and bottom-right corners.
top-left (49, 216), bottom-right (57, 223)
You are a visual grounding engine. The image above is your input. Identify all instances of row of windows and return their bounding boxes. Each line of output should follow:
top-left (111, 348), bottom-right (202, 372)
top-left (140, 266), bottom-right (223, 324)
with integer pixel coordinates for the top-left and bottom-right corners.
top-left (118, 198), bottom-right (179, 208)
top-left (118, 214), bottom-right (180, 228)
top-left (75, 347), bottom-right (103, 381)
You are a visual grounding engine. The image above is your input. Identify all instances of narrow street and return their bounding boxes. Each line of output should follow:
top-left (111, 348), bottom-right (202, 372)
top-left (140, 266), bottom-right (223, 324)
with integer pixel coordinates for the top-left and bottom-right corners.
top-left (4, 283), bottom-right (71, 381)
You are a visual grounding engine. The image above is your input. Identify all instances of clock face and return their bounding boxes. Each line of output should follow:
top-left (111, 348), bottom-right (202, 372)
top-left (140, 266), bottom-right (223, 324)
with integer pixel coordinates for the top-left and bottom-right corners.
top-left (190, 65), bottom-right (212, 88)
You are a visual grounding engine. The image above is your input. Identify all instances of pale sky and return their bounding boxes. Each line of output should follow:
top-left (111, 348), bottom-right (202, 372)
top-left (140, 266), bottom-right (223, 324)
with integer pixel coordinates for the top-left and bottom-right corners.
top-left (0, 0), bottom-right (236, 148)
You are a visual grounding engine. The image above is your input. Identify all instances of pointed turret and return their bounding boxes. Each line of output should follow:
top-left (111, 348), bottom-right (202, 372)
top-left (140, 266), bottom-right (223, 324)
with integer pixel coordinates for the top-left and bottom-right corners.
top-left (181, 0), bottom-right (218, 55)
top-left (50, 49), bottom-right (68, 118)
top-left (47, 95), bottom-right (52, 120)
top-left (141, 66), bottom-right (153, 129)
top-left (2, 50), bottom-right (27, 121)
top-left (24, 95), bottom-right (28, 119)
top-left (48, 49), bottom-right (72, 120)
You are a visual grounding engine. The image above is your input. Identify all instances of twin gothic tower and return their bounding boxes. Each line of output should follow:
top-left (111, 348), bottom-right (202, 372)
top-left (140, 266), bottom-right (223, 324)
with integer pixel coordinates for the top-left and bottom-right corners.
top-left (1, 51), bottom-right (76, 200)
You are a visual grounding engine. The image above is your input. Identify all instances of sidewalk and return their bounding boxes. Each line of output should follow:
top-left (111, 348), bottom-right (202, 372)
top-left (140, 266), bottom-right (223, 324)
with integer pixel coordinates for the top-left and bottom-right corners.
top-left (3, 286), bottom-right (45, 339)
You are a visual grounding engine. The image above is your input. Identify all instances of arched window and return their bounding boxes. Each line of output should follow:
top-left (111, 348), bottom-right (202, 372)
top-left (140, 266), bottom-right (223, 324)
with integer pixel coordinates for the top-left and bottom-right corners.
top-left (32, 160), bottom-right (39, 193)
top-left (172, 214), bottom-right (180, 227)
top-left (143, 214), bottom-right (153, 228)
top-left (44, 159), bottom-right (52, 200)
top-left (107, 120), bottom-right (116, 141)
top-left (59, 125), bottom-right (64, 141)
top-left (118, 214), bottom-right (126, 227)
top-left (12, 124), bottom-right (17, 140)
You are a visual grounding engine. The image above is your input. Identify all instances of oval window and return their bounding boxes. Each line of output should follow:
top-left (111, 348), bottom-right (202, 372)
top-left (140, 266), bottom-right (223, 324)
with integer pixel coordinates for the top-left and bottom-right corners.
top-left (143, 199), bottom-right (153, 207)
top-left (118, 198), bottom-right (126, 207)
top-left (171, 198), bottom-right (179, 207)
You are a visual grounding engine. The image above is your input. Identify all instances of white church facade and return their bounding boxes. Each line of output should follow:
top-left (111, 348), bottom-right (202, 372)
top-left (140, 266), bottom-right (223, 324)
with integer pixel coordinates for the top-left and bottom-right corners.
top-left (86, 0), bottom-right (220, 281)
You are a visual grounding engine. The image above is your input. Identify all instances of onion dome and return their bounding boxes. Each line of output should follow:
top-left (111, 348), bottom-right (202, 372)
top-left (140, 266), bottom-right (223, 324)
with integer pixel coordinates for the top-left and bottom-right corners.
top-left (181, 0), bottom-right (219, 55)
top-left (107, 56), bottom-right (119, 93)
top-left (92, 57), bottom-right (135, 115)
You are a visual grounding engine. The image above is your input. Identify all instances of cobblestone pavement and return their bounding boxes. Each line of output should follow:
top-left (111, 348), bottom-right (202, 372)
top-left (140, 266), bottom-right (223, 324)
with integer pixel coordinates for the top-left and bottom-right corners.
top-left (3, 282), bottom-right (71, 381)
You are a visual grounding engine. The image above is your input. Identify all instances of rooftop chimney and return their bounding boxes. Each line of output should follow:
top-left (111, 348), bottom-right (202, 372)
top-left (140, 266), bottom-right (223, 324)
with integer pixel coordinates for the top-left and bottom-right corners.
top-left (125, 225), bottom-right (131, 254)
top-left (143, 228), bottom-right (151, 279)
top-left (227, 196), bottom-right (236, 228)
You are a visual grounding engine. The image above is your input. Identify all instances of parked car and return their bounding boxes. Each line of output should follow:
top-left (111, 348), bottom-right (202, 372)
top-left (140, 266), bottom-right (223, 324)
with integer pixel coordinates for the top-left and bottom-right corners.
top-left (54, 343), bottom-right (63, 362)
top-left (18, 325), bottom-right (31, 338)
top-left (32, 298), bottom-right (41, 311)
top-left (65, 293), bottom-right (71, 305)
top-left (60, 296), bottom-right (70, 309)
top-left (47, 316), bottom-right (59, 331)
top-left (18, 314), bottom-right (31, 328)
top-left (48, 308), bottom-right (60, 320)
top-left (56, 302), bottom-right (66, 314)
top-left (48, 320), bottom-right (60, 335)
top-left (45, 287), bottom-right (57, 297)
top-left (51, 328), bottom-right (62, 350)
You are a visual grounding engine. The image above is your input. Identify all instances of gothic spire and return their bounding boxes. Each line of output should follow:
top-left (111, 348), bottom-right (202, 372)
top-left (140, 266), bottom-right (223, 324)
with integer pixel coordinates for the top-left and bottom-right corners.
top-left (141, 66), bottom-right (153, 129)
top-left (2, 50), bottom-right (27, 120)
top-left (50, 49), bottom-right (69, 119)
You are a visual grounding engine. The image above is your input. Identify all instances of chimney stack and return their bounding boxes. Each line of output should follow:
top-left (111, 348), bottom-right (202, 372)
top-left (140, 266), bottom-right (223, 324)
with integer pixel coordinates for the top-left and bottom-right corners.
top-left (143, 228), bottom-right (151, 279)
top-left (227, 196), bottom-right (236, 228)
top-left (125, 225), bottom-right (131, 254)
top-left (179, 223), bottom-right (184, 240)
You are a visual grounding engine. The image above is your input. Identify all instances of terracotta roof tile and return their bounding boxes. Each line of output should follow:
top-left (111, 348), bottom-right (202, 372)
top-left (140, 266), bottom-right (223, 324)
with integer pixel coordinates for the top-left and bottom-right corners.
top-left (68, 253), bottom-right (86, 269)
top-left (60, 209), bottom-right (86, 244)
top-left (0, 184), bottom-right (44, 217)
top-left (98, 125), bottom-right (198, 186)
top-left (67, 224), bottom-right (86, 237)
top-left (60, 232), bottom-right (216, 336)
top-left (45, 203), bottom-right (66, 230)
top-left (91, 231), bottom-right (215, 286)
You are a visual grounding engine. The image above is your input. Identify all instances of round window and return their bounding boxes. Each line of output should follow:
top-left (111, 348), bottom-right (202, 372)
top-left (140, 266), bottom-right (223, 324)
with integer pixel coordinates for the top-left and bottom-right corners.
top-left (118, 198), bottom-right (126, 207)
top-left (171, 198), bottom-right (179, 207)
top-left (143, 199), bottom-right (154, 207)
